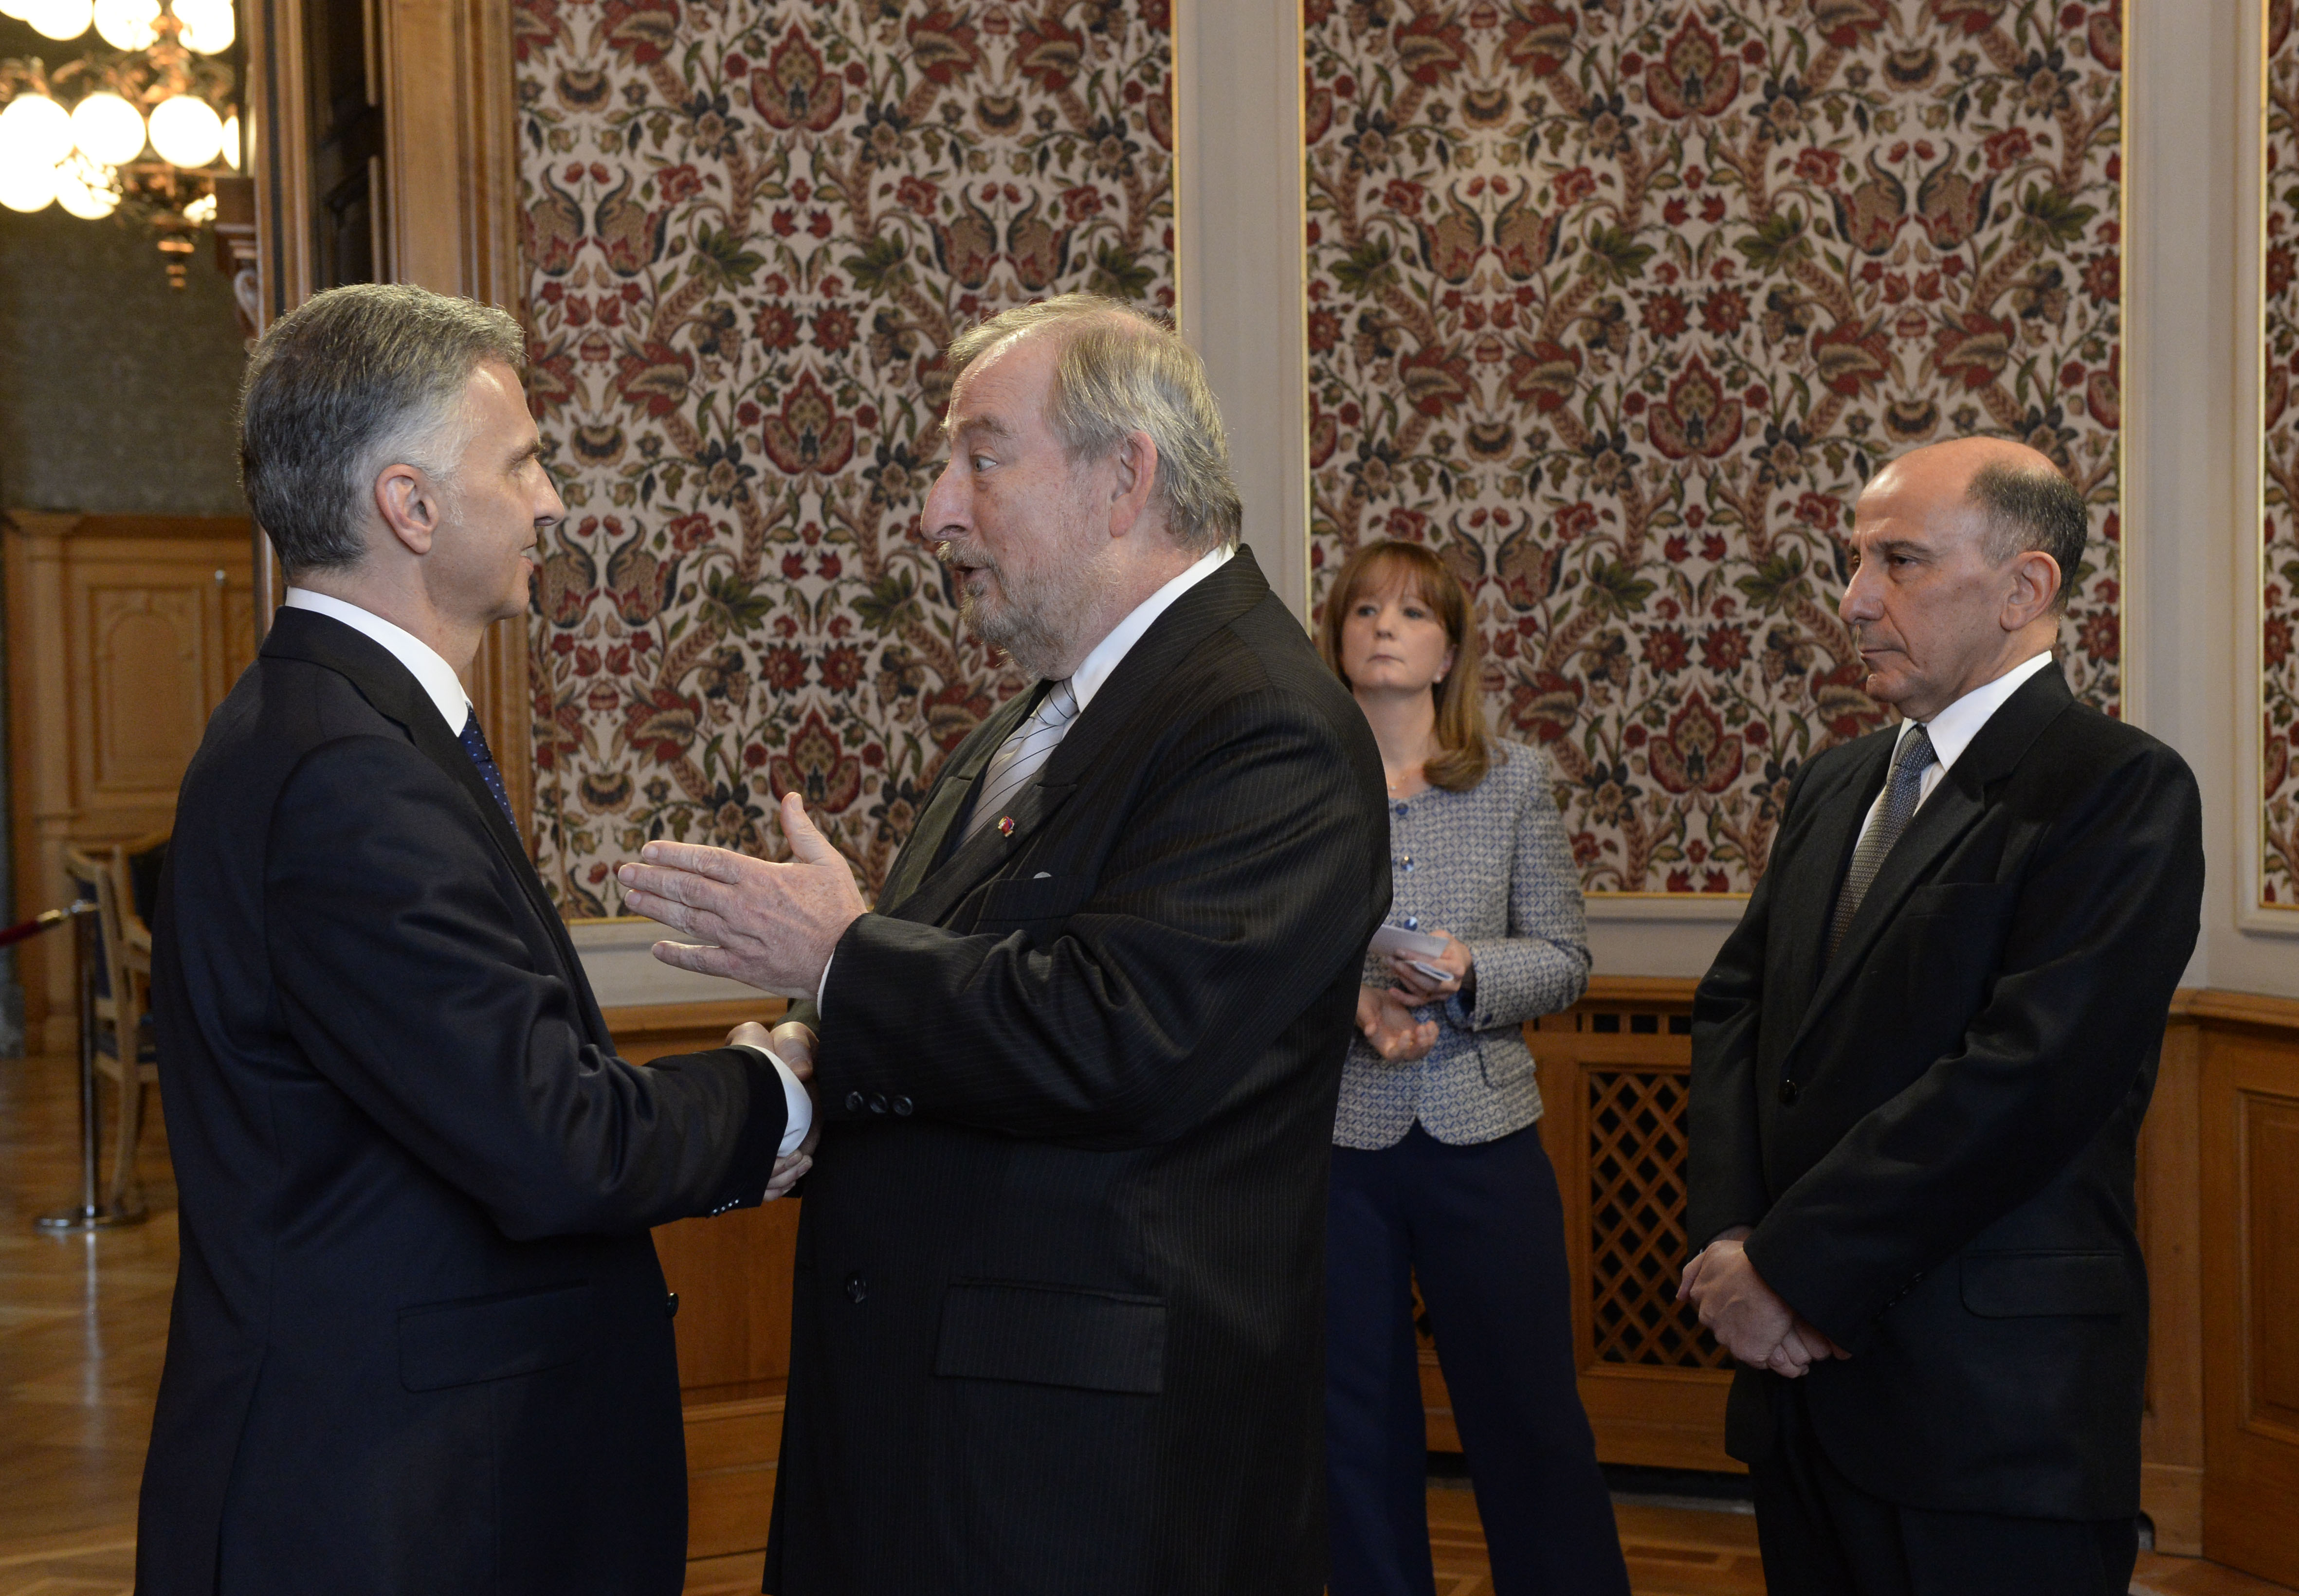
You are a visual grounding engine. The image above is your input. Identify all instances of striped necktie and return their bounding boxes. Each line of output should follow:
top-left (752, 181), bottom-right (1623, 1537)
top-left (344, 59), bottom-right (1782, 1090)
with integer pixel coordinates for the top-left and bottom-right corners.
top-left (963, 679), bottom-right (1079, 844)
top-left (1826, 722), bottom-right (1935, 962)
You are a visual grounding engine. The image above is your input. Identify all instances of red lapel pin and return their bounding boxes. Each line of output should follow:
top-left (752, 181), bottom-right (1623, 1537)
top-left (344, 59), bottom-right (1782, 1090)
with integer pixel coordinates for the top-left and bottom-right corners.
top-left (998, 815), bottom-right (1016, 836)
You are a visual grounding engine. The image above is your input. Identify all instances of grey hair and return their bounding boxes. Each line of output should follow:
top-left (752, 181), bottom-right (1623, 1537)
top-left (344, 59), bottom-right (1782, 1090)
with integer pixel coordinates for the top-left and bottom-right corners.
top-left (1969, 458), bottom-right (2088, 612)
top-left (239, 283), bottom-right (529, 576)
top-left (947, 293), bottom-right (1242, 553)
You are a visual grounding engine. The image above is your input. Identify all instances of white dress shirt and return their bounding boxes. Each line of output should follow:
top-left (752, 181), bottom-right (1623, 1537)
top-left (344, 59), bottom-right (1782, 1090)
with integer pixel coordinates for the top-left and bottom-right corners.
top-left (284, 589), bottom-right (812, 1160)
top-left (1854, 650), bottom-right (2055, 850)
top-left (816, 541), bottom-right (1237, 1015)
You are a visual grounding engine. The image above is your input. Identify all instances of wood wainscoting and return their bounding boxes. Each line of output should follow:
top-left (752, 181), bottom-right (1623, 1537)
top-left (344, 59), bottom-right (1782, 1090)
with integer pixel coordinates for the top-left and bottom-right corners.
top-left (607, 983), bottom-right (2299, 1583)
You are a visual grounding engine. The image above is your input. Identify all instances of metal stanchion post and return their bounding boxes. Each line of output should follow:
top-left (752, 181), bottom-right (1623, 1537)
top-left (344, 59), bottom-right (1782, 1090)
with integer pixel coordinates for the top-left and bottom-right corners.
top-left (36, 900), bottom-right (147, 1233)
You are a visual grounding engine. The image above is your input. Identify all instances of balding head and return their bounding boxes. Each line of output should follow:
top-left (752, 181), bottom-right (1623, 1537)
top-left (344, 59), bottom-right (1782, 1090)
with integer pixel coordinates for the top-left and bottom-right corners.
top-left (1841, 436), bottom-right (2073, 721)
top-left (1867, 436), bottom-right (2087, 612)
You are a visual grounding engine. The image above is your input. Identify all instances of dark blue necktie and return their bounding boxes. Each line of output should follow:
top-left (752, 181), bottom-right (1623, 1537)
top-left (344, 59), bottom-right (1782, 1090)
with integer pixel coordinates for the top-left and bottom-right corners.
top-left (458, 709), bottom-right (519, 836)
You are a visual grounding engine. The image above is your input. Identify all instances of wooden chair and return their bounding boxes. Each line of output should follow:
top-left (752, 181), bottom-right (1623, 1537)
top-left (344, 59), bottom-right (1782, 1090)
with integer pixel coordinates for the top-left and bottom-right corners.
top-left (59, 830), bottom-right (167, 1214)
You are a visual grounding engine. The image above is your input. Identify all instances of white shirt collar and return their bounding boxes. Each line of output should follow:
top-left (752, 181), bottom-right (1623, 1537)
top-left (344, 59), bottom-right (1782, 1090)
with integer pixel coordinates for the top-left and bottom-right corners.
top-left (1899, 649), bottom-right (2055, 772)
top-left (282, 588), bottom-right (471, 736)
top-left (1066, 543), bottom-right (1234, 714)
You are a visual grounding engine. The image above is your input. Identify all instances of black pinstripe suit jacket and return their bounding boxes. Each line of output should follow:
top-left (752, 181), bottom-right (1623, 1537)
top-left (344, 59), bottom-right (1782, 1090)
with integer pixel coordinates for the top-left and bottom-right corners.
top-left (763, 547), bottom-right (1389, 1596)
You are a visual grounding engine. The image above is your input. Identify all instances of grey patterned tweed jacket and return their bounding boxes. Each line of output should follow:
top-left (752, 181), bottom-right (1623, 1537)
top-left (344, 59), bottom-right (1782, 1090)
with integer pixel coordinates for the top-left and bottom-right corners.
top-left (1334, 739), bottom-right (1591, 1149)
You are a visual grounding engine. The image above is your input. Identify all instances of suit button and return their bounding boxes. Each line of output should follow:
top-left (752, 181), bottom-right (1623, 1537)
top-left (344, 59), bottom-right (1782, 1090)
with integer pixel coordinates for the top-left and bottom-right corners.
top-left (1778, 1079), bottom-right (1800, 1106)
top-left (868, 1092), bottom-right (889, 1115)
top-left (665, 1292), bottom-right (679, 1319)
top-left (844, 1090), bottom-right (865, 1113)
top-left (844, 1272), bottom-right (868, 1305)
top-left (892, 1095), bottom-right (913, 1117)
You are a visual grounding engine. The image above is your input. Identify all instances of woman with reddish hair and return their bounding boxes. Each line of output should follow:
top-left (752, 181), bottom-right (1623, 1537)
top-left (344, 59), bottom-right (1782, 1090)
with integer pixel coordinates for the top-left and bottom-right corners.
top-left (1317, 539), bottom-right (1627, 1596)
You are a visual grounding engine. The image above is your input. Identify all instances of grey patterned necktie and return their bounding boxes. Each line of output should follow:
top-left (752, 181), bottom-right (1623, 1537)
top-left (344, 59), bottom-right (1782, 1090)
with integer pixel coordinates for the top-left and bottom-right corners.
top-left (1827, 723), bottom-right (1936, 961)
top-left (963, 678), bottom-right (1079, 843)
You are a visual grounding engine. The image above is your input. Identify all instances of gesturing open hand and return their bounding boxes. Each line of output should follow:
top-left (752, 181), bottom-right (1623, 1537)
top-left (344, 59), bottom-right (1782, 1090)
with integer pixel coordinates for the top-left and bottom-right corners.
top-left (616, 792), bottom-right (867, 999)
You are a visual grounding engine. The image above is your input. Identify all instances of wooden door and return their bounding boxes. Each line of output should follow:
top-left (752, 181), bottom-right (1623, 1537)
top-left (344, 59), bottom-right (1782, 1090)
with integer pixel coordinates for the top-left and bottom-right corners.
top-left (4, 513), bottom-right (256, 1051)
top-left (2201, 1019), bottom-right (2299, 1585)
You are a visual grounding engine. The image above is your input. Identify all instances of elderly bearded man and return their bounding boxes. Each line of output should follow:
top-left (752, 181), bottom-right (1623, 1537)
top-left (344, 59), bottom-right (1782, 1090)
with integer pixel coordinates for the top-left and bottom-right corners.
top-left (1681, 437), bottom-right (2204, 1596)
top-left (616, 295), bottom-right (1390, 1595)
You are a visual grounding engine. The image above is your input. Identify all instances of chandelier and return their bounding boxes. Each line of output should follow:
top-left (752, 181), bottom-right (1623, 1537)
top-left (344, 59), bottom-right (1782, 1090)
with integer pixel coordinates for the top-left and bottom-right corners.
top-left (0, 0), bottom-right (239, 286)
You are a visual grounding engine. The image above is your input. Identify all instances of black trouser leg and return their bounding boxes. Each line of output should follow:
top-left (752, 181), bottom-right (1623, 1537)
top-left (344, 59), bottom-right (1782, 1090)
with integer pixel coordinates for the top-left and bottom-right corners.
top-left (1326, 1140), bottom-right (1439, 1596)
top-left (1402, 1123), bottom-right (1630, 1596)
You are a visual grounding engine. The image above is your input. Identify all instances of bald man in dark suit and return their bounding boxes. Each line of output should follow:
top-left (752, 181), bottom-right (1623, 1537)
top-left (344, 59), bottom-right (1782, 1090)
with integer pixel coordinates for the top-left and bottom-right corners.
top-left (1684, 438), bottom-right (2203, 1596)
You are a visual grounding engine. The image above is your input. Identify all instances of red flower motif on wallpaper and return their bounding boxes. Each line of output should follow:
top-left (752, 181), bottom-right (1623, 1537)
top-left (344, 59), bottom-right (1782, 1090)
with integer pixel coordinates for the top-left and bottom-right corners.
top-left (1648, 357), bottom-right (1742, 460)
top-left (1648, 691), bottom-right (1743, 796)
top-left (759, 370), bottom-right (856, 476)
top-left (767, 710), bottom-right (862, 814)
top-left (752, 26), bottom-right (842, 132)
top-left (1646, 17), bottom-right (1739, 121)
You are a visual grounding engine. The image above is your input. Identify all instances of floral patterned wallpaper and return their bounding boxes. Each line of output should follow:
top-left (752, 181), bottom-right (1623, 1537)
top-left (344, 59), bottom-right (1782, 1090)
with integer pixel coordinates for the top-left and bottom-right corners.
top-left (511, 0), bottom-right (1173, 913)
top-left (2263, 0), bottom-right (2299, 909)
top-left (1304, 0), bottom-right (2123, 894)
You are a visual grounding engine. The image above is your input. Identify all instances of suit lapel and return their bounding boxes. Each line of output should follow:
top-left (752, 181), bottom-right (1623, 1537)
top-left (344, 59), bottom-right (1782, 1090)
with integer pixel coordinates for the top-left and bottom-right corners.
top-left (1788, 662), bottom-right (2077, 1049)
top-left (1775, 735), bottom-right (1893, 1024)
top-left (263, 609), bottom-right (605, 1041)
top-left (884, 545), bottom-right (1273, 929)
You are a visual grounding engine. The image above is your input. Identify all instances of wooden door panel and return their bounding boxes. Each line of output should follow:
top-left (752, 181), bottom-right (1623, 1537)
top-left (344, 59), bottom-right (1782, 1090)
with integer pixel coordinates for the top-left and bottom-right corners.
top-left (2202, 1029), bottom-right (2299, 1586)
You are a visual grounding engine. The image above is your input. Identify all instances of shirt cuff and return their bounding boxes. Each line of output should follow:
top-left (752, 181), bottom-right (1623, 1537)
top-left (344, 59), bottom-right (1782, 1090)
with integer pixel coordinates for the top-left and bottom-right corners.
top-left (816, 950), bottom-right (834, 1017)
top-left (733, 1042), bottom-right (813, 1158)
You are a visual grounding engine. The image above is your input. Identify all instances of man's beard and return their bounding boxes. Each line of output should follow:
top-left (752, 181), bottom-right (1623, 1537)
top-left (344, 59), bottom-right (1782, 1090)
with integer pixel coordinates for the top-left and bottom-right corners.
top-left (943, 534), bottom-right (1104, 681)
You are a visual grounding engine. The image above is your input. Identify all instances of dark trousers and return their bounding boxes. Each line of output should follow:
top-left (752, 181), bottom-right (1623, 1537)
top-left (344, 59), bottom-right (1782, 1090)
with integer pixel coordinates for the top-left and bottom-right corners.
top-left (1325, 1122), bottom-right (1629, 1596)
top-left (1751, 1383), bottom-right (2139, 1596)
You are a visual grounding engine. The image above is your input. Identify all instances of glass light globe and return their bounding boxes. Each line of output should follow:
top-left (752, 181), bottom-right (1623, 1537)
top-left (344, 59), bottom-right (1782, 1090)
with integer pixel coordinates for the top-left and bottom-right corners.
top-left (26, 0), bottom-right (92, 39)
top-left (220, 111), bottom-right (239, 169)
top-left (71, 91), bottom-right (146, 166)
top-left (92, 0), bottom-right (158, 48)
top-left (52, 153), bottom-right (119, 218)
top-left (0, 0), bottom-right (36, 21)
top-left (172, 0), bottom-right (235, 54)
top-left (0, 94), bottom-right (75, 169)
top-left (148, 93), bottom-right (222, 168)
top-left (0, 153), bottom-right (57, 213)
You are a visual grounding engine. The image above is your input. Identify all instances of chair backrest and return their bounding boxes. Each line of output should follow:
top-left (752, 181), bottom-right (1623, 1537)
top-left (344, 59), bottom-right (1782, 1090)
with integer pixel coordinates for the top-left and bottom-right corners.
top-left (60, 837), bottom-right (164, 1064)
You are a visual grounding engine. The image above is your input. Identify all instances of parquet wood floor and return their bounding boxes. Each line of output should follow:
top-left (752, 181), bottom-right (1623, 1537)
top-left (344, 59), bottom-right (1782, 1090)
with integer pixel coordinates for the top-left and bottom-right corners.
top-left (0, 1048), bottom-right (2289, 1596)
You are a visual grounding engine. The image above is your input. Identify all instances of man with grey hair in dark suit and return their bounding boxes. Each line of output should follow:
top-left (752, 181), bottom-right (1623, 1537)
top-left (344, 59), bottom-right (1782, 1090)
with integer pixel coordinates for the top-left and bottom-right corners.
top-left (617, 294), bottom-right (1392, 1595)
top-left (1684, 436), bottom-right (2203, 1596)
top-left (141, 283), bottom-right (811, 1596)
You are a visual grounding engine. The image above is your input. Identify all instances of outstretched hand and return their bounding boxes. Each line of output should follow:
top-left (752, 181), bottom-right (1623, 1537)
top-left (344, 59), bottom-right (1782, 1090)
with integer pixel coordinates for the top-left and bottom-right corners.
top-left (616, 792), bottom-right (867, 998)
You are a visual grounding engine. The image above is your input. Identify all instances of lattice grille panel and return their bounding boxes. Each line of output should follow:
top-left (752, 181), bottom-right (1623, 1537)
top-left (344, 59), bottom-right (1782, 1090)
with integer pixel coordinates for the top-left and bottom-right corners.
top-left (1587, 1069), bottom-right (1727, 1369)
